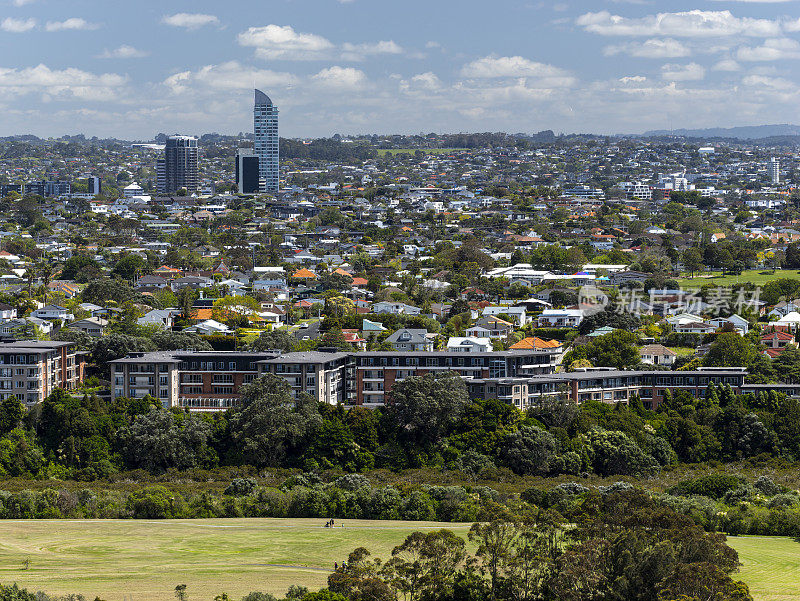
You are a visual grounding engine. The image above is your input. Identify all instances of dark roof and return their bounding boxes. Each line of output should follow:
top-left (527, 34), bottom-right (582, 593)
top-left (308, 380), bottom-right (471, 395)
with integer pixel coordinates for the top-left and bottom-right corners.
top-left (255, 89), bottom-right (272, 106)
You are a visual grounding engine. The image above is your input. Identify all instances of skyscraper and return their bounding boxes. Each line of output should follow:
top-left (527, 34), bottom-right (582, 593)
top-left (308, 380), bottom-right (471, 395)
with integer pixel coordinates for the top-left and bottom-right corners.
top-left (157, 135), bottom-right (199, 194)
top-left (254, 89), bottom-right (279, 193)
top-left (770, 157), bottom-right (781, 185)
top-left (235, 147), bottom-right (260, 194)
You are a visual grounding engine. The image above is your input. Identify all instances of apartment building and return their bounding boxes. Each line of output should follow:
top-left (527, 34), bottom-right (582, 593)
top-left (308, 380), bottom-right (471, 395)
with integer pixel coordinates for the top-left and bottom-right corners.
top-left (111, 347), bottom-right (564, 411)
top-left (258, 351), bottom-right (352, 404)
top-left (0, 341), bottom-right (85, 405)
top-left (466, 368), bottom-right (748, 411)
top-left (110, 351), bottom-right (277, 411)
top-left (352, 349), bottom-right (559, 406)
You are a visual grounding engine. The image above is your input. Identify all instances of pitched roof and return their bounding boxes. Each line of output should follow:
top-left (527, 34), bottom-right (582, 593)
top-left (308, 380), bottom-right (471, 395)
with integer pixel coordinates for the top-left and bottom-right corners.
top-left (292, 268), bottom-right (318, 279)
top-left (510, 337), bottom-right (562, 350)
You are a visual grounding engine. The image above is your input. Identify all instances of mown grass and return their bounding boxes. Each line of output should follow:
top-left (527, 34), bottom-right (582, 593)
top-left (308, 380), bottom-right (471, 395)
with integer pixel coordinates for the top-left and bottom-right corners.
top-left (0, 518), bottom-right (471, 601)
top-left (727, 536), bottom-right (800, 601)
top-left (674, 269), bottom-right (800, 289)
top-left (0, 519), bottom-right (797, 601)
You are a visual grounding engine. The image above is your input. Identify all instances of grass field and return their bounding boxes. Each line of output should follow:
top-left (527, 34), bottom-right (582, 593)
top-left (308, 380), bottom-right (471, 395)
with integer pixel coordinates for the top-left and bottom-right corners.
top-left (674, 269), bottom-right (800, 289)
top-left (727, 536), bottom-right (800, 601)
top-left (0, 520), bottom-right (795, 601)
top-left (0, 519), bottom-right (471, 601)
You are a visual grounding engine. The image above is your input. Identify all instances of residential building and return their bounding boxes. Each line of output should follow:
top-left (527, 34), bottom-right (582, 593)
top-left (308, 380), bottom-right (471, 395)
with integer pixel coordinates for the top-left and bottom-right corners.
top-left (68, 317), bottom-right (108, 337)
top-left (157, 135), bottom-right (199, 194)
top-left (446, 337), bottom-right (493, 353)
top-left (0, 341), bottom-right (85, 405)
top-left (537, 308), bottom-right (584, 328)
top-left (236, 147), bottom-right (260, 194)
top-left (385, 328), bottom-right (435, 352)
top-left (639, 344), bottom-right (678, 366)
top-left (254, 89), bottom-right (279, 193)
top-left (258, 351), bottom-right (351, 404)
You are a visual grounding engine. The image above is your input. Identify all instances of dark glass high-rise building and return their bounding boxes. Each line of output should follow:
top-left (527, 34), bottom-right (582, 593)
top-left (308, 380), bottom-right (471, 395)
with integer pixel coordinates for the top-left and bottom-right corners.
top-left (157, 135), bottom-right (199, 194)
top-left (235, 148), bottom-right (260, 194)
top-left (254, 89), bottom-right (279, 193)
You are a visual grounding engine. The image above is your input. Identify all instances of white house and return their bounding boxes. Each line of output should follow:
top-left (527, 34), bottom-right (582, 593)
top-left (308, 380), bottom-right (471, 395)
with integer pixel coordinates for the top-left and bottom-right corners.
top-left (708, 314), bottom-right (749, 335)
top-left (537, 309), bottom-right (584, 328)
top-left (31, 305), bottom-right (73, 322)
top-left (372, 302), bottom-right (421, 316)
top-left (446, 337), bottom-right (493, 353)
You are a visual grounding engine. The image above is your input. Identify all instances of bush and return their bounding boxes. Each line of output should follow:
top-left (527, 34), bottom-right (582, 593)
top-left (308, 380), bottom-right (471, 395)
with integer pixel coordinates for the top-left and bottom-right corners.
top-left (753, 475), bottom-right (783, 496)
top-left (333, 474), bottom-right (370, 492)
top-left (127, 486), bottom-right (187, 519)
top-left (225, 478), bottom-right (258, 496)
top-left (669, 474), bottom-right (745, 500)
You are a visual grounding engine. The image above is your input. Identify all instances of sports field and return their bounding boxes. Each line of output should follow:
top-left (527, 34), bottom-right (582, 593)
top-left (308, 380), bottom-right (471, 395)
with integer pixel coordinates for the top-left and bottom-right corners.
top-left (727, 536), bottom-right (800, 601)
top-left (0, 521), bottom-right (794, 601)
top-left (0, 519), bottom-right (471, 601)
top-left (674, 269), bottom-right (800, 289)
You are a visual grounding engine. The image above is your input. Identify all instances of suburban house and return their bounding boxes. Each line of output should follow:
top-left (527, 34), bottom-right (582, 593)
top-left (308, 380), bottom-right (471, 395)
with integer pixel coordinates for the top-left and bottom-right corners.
top-left (537, 309), bottom-right (584, 328)
top-left (446, 337), bottom-right (493, 353)
top-left (68, 317), bottom-right (109, 337)
top-left (466, 316), bottom-right (515, 339)
top-left (385, 328), bottom-right (435, 352)
top-left (639, 344), bottom-right (678, 367)
top-left (372, 301), bottom-right (421, 315)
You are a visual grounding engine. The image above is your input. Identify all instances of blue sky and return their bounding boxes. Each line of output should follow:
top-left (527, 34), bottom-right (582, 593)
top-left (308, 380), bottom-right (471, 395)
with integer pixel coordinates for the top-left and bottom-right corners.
top-left (1, 0), bottom-right (800, 139)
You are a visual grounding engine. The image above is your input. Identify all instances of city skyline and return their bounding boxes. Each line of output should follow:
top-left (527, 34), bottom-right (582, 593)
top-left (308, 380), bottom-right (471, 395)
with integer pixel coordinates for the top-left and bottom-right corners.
top-left (2, 1), bottom-right (800, 138)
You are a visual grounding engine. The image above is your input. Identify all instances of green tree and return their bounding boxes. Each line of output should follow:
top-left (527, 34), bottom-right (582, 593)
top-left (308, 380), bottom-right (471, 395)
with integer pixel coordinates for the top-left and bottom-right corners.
top-left (681, 247), bottom-right (703, 277)
top-left (389, 372), bottom-right (470, 448)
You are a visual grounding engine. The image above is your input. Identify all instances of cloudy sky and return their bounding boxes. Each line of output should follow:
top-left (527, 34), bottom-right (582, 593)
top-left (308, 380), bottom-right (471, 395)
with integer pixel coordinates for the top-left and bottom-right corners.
top-left (2, 0), bottom-right (800, 139)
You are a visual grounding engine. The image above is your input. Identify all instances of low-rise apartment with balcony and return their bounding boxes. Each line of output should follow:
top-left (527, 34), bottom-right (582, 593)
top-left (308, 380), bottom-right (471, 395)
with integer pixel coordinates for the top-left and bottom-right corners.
top-left (0, 340), bottom-right (85, 405)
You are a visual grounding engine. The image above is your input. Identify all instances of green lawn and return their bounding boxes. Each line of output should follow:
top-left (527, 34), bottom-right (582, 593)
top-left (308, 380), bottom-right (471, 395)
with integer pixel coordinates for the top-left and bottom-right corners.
top-left (727, 536), bottom-right (800, 601)
top-left (0, 518), bottom-right (470, 601)
top-left (0, 520), bottom-right (794, 601)
top-left (674, 269), bottom-right (800, 289)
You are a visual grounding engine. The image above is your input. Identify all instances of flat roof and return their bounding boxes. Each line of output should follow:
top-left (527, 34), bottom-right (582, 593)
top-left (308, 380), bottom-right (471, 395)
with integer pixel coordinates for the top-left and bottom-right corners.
top-left (259, 351), bottom-right (351, 364)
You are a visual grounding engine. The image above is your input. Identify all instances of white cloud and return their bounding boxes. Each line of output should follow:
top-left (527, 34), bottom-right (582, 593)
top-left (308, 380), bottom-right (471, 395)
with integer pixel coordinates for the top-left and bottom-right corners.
top-left (0, 64), bottom-right (127, 101)
top-left (604, 38), bottom-right (691, 58)
top-left (400, 72), bottom-right (443, 94)
top-left (713, 59), bottom-right (741, 71)
top-left (238, 24), bottom-right (334, 60)
top-left (341, 40), bottom-right (403, 60)
top-left (737, 38), bottom-right (800, 61)
top-left (619, 76), bottom-right (647, 83)
top-left (741, 74), bottom-right (798, 90)
top-left (163, 61), bottom-right (298, 94)
top-left (45, 18), bottom-right (99, 32)
top-left (12, 0), bottom-right (35, 5)
top-left (161, 13), bottom-right (219, 30)
top-left (661, 62), bottom-right (706, 81)
top-left (1, 17), bottom-right (36, 33)
top-left (97, 45), bottom-right (149, 59)
top-left (312, 66), bottom-right (366, 89)
top-left (461, 55), bottom-right (571, 79)
top-left (576, 10), bottom-right (782, 38)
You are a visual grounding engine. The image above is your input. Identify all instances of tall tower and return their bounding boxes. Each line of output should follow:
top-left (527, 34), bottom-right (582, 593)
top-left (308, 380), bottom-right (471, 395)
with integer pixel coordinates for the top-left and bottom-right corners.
top-left (254, 89), bottom-right (279, 193)
top-left (157, 135), bottom-right (199, 194)
top-left (770, 157), bottom-right (781, 185)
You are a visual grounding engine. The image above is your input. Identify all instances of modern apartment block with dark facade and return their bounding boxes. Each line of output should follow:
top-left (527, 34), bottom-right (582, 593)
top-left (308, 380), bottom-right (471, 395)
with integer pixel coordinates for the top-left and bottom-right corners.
top-left (0, 341), bottom-right (86, 405)
top-left (156, 135), bottom-right (199, 194)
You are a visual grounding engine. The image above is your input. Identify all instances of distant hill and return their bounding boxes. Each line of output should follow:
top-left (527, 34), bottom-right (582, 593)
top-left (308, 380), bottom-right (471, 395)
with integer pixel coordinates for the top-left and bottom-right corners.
top-left (642, 124), bottom-right (800, 140)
